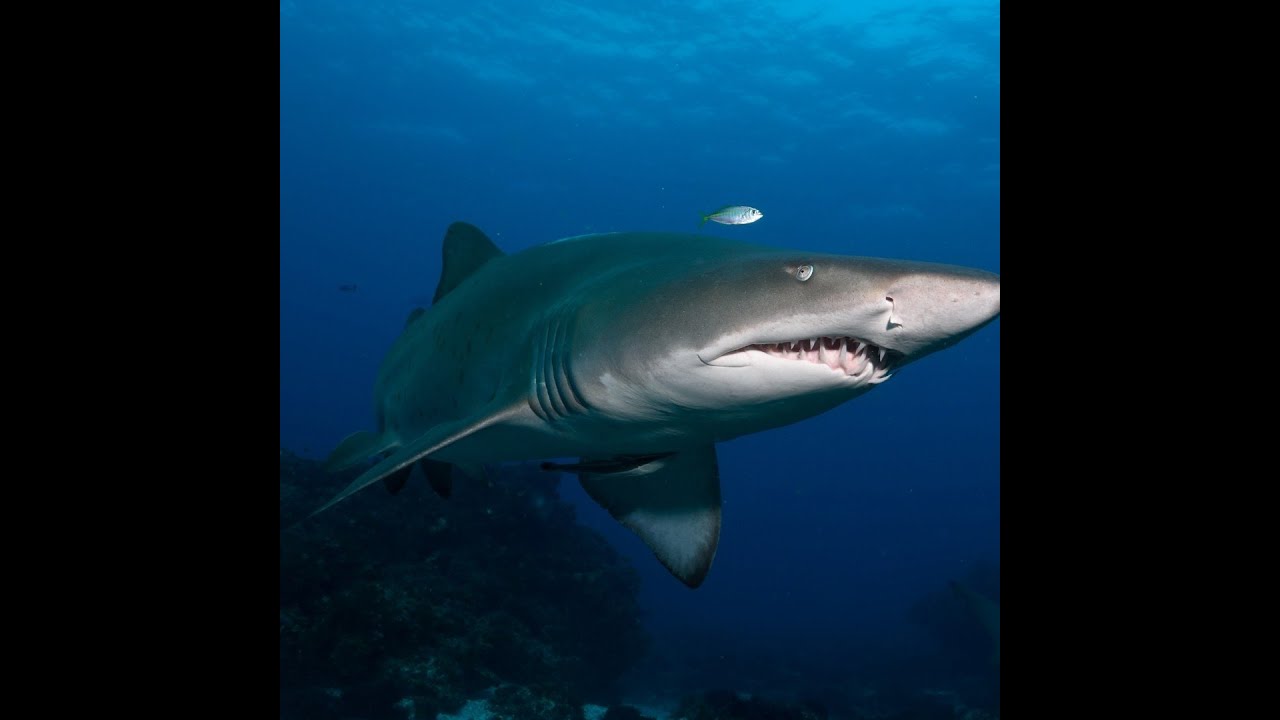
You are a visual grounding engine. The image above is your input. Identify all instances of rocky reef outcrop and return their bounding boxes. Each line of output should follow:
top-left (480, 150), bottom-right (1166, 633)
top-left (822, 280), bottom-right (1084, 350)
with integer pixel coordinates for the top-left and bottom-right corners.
top-left (280, 450), bottom-right (649, 719)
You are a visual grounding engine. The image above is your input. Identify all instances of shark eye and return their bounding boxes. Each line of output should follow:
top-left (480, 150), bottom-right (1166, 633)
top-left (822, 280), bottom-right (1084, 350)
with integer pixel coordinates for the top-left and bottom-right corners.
top-left (796, 265), bottom-right (814, 281)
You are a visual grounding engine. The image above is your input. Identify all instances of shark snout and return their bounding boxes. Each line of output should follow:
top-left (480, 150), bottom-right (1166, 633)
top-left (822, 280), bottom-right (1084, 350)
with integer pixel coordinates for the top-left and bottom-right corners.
top-left (883, 268), bottom-right (999, 357)
top-left (932, 268), bottom-right (999, 329)
top-left (967, 271), bottom-right (1000, 321)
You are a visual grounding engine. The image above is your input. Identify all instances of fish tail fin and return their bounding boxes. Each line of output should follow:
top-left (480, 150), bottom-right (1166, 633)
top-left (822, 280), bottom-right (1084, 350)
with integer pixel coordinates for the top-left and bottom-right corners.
top-left (699, 214), bottom-right (709, 229)
top-left (323, 430), bottom-right (397, 473)
top-left (307, 403), bottom-right (524, 520)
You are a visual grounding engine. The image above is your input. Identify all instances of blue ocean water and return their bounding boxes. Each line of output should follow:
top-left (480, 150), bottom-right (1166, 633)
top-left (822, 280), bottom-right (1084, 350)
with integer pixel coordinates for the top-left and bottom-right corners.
top-left (281, 1), bottom-right (999, 716)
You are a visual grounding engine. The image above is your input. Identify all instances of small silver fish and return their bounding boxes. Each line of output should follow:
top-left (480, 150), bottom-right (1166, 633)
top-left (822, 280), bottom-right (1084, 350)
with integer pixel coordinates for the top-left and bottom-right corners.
top-left (701, 205), bottom-right (763, 227)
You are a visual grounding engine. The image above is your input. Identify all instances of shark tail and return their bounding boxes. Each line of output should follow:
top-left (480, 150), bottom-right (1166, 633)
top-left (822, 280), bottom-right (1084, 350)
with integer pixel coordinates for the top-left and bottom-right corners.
top-left (323, 430), bottom-right (397, 473)
top-left (308, 403), bottom-right (524, 520)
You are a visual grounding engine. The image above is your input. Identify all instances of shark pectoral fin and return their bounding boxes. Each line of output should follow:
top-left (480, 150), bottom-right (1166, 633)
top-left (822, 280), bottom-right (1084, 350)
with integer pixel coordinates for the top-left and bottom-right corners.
top-left (323, 430), bottom-right (396, 473)
top-left (578, 445), bottom-right (721, 589)
top-left (421, 459), bottom-right (453, 499)
top-left (308, 404), bottom-right (523, 519)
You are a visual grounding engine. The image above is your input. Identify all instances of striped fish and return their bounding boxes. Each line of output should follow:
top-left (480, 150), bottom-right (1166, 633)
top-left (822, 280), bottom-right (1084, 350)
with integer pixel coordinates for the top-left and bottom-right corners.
top-left (701, 205), bottom-right (763, 227)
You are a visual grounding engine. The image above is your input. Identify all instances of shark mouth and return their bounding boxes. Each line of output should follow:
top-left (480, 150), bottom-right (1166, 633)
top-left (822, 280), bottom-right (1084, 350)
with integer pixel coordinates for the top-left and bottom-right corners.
top-left (719, 336), bottom-right (898, 384)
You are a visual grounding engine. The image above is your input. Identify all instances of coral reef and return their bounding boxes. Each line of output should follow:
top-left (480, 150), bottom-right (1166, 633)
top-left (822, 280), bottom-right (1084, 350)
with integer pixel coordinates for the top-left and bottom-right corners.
top-left (671, 690), bottom-right (827, 720)
top-left (280, 450), bottom-right (649, 719)
top-left (601, 705), bottom-right (655, 720)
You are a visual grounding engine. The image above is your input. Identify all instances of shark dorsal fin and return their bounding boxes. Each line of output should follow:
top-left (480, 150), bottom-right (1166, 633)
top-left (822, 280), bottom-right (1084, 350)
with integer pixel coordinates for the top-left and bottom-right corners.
top-left (433, 221), bottom-right (504, 303)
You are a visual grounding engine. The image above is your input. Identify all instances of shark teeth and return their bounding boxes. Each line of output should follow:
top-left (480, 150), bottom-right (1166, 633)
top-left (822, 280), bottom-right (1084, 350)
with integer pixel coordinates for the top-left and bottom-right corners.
top-left (735, 336), bottom-right (897, 381)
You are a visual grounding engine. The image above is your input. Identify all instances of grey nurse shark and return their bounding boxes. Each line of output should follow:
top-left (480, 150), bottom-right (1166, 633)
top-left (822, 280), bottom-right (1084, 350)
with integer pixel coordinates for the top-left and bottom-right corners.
top-left (314, 221), bottom-right (1000, 588)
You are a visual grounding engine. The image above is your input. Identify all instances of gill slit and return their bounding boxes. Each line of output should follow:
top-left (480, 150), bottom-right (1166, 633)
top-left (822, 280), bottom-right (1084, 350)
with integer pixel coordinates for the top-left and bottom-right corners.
top-left (530, 321), bottom-right (553, 421)
top-left (552, 314), bottom-right (589, 415)
top-left (530, 310), bottom-right (589, 422)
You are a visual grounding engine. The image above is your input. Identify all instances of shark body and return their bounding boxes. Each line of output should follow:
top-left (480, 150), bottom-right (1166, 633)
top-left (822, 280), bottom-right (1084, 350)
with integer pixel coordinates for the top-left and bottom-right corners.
top-left (317, 222), bottom-right (1000, 587)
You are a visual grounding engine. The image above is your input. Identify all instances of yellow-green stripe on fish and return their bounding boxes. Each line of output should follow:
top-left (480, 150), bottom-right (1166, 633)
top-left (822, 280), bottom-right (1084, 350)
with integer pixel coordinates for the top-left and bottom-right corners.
top-left (701, 205), bottom-right (763, 227)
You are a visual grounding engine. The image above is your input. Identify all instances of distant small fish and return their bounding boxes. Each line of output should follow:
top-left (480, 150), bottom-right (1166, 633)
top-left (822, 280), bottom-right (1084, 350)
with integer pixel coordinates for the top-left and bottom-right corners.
top-left (338, 284), bottom-right (358, 293)
top-left (701, 205), bottom-right (763, 227)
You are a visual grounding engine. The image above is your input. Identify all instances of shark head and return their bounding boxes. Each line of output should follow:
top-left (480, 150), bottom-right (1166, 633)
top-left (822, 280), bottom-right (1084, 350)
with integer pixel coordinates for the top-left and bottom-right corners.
top-left (566, 246), bottom-right (999, 438)
top-left (695, 253), bottom-right (1001, 370)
